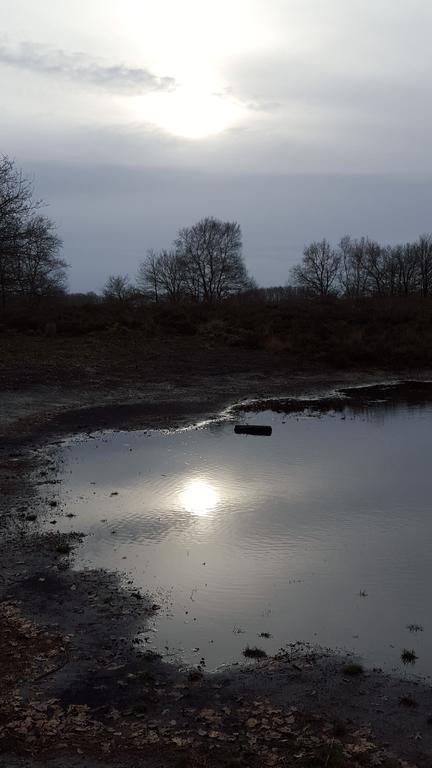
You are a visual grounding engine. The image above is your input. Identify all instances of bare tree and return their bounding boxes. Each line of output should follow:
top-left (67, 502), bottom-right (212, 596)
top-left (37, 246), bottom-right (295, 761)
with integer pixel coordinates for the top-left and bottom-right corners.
top-left (13, 215), bottom-right (66, 303)
top-left (363, 240), bottom-right (387, 295)
top-left (103, 274), bottom-right (133, 303)
top-left (137, 249), bottom-right (185, 302)
top-left (175, 217), bottom-right (249, 301)
top-left (0, 215), bottom-right (20, 311)
top-left (292, 232), bottom-right (432, 299)
top-left (392, 243), bottom-right (418, 295)
top-left (338, 236), bottom-right (370, 298)
top-left (413, 234), bottom-right (432, 297)
top-left (0, 156), bottom-right (35, 309)
top-left (0, 156), bottom-right (67, 308)
top-left (0, 155), bottom-right (35, 224)
top-left (136, 249), bottom-right (160, 302)
top-left (156, 250), bottom-right (186, 301)
top-left (291, 239), bottom-right (341, 296)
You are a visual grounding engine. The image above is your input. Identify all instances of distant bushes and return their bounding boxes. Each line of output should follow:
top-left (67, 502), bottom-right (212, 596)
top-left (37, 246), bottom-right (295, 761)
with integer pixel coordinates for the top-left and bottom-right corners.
top-left (1, 291), bottom-right (432, 370)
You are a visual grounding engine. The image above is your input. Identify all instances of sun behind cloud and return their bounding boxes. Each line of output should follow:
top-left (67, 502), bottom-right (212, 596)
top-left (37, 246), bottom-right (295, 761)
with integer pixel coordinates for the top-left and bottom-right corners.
top-left (132, 85), bottom-right (247, 139)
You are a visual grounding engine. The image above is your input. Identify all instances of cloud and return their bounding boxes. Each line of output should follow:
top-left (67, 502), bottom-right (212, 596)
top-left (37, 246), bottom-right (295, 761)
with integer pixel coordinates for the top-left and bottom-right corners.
top-left (214, 87), bottom-right (281, 114)
top-left (0, 40), bottom-right (176, 94)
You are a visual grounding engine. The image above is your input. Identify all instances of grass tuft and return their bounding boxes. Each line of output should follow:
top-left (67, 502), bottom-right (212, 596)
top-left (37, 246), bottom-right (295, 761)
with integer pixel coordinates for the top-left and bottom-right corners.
top-left (56, 542), bottom-right (72, 555)
top-left (342, 663), bottom-right (364, 676)
top-left (406, 623), bottom-right (423, 633)
top-left (242, 645), bottom-right (267, 660)
top-left (401, 648), bottom-right (418, 665)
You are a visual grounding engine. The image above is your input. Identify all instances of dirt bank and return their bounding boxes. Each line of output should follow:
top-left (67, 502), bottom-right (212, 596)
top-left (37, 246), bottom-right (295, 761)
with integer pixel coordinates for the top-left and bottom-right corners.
top-left (2, 329), bottom-right (431, 444)
top-left (0, 366), bottom-right (425, 447)
top-left (1, 367), bottom-right (432, 767)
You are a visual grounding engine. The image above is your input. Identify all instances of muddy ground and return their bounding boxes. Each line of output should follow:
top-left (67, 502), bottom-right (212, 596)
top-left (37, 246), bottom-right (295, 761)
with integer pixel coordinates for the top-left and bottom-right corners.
top-left (1, 338), bottom-right (432, 767)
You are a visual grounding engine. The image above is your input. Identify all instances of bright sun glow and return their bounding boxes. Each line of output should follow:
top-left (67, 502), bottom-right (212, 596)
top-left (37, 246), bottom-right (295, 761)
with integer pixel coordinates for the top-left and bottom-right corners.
top-left (180, 479), bottom-right (219, 516)
top-left (132, 86), bottom-right (246, 139)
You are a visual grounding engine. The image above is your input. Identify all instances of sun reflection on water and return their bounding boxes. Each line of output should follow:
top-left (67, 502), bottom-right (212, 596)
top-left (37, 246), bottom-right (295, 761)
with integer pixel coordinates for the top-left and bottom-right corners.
top-left (180, 479), bottom-right (219, 517)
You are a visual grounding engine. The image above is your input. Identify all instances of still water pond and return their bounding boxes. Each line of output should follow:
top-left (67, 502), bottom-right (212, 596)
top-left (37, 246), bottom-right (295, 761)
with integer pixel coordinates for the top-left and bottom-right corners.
top-left (56, 386), bottom-right (432, 676)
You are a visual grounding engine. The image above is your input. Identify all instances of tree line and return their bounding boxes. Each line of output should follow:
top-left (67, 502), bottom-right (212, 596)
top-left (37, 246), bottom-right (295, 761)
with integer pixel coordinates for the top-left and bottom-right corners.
top-left (107, 232), bottom-right (432, 306)
top-left (290, 236), bottom-right (432, 298)
top-left (3, 156), bottom-right (432, 312)
top-left (0, 156), bottom-right (67, 309)
top-left (104, 216), bottom-right (254, 304)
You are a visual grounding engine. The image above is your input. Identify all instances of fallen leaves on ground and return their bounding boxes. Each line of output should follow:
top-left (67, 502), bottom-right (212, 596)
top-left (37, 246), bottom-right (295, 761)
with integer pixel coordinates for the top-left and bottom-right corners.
top-left (0, 602), bottom-right (67, 691)
top-left (0, 603), bottom-right (417, 768)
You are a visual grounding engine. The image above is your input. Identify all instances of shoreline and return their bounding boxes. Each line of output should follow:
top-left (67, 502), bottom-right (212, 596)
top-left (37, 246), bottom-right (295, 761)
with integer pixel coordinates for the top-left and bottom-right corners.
top-left (3, 367), bottom-right (431, 445)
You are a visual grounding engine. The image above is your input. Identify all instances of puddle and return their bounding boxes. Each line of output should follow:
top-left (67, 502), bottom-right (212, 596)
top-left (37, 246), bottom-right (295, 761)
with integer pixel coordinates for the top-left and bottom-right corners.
top-left (54, 384), bottom-right (432, 675)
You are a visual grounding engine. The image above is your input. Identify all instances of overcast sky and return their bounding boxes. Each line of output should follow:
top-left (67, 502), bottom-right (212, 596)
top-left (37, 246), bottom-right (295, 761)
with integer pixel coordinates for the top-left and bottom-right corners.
top-left (1, 0), bottom-right (432, 291)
